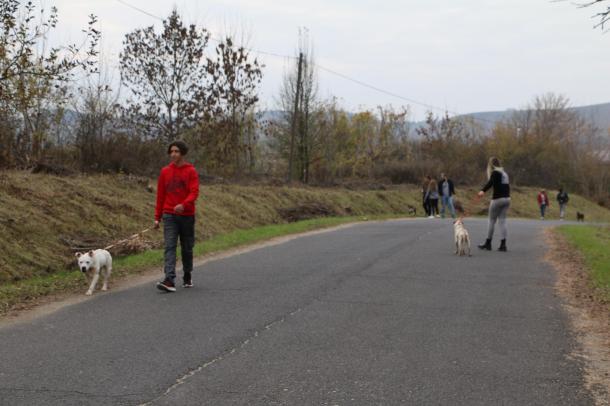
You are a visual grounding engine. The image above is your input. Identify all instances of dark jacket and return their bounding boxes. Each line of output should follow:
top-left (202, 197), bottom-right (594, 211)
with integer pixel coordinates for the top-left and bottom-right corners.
top-left (557, 191), bottom-right (569, 204)
top-left (481, 169), bottom-right (510, 199)
top-left (438, 179), bottom-right (455, 197)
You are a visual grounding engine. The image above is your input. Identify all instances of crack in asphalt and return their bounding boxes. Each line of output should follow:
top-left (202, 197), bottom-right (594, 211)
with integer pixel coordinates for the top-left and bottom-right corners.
top-left (139, 307), bottom-right (304, 406)
top-left (140, 226), bottom-right (442, 405)
top-left (142, 222), bottom-right (539, 405)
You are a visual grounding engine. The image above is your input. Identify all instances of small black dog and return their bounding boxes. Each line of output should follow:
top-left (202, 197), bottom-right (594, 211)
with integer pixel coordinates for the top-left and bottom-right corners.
top-left (407, 205), bottom-right (417, 216)
top-left (576, 211), bottom-right (585, 222)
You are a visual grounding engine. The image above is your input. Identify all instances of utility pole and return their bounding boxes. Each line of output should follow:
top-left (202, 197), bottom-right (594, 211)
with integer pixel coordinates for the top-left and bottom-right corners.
top-left (287, 52), bottom-right (303, 183)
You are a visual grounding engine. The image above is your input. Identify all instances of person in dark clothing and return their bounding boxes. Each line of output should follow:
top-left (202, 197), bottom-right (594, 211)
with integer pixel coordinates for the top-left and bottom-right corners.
top-left (427, 178), bottom-right (440, 218)
top-left (477, 157), bottom-right (510, 252)
top-left (438, 173), bottom-right (456, 219)
top-left (421, 175), bottom-right (432, 217)
top-left (556, 188), bottom-right (569, 220)
top-left (154, 140), bottom-right (200, 292)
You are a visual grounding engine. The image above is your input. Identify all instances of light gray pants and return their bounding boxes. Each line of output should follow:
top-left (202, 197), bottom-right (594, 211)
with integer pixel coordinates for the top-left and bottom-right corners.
top-left (487, 197), bottom-right (510, 240)
top-left (559, 203), bottom-right (567, 219)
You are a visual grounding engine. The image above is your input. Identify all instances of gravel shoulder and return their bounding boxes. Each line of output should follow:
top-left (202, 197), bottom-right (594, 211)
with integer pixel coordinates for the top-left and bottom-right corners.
top-left (545, 228), bottom-right (610, 406)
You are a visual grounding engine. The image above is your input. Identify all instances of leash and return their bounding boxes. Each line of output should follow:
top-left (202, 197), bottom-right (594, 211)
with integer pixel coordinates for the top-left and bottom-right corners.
top-left (458, 194), bottom-right (484, 219)
top-left (102, 227), bottom-right (153, 251)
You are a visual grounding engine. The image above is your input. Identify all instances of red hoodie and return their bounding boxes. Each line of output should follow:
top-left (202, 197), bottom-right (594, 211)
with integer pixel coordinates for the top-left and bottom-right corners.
top-left (537, 192), bottom-right (549, 206)
top-left (155, 162), bottom-right (200, 221)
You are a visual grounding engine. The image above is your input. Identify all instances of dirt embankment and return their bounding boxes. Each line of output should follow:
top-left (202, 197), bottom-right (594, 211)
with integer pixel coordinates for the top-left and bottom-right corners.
top-left (545, 229), bottom-right (610, 406)
top-left (1, 170), bottom-right (609, 286)
top-left (0, 171), bottom-right (423, 284)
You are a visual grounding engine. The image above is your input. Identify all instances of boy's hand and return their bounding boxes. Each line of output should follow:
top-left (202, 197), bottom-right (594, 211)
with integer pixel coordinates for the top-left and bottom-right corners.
top-left (154, 220), bottom-right (160, 229)
top-left (174, 204), bottom-right (185, 214)
top-left (477, 191), bottom-right (484, 198)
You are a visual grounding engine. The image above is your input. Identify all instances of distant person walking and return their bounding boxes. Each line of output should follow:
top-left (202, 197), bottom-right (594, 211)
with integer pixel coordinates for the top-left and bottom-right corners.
top-left (421, 175), bottom-right (432, 217)
top-left (438, 173), bottom-right (456, 219)
top-left (427, 178), bottom-right (440, 218)
top-left (154, 140), bottom-right (200, 292)
top-left (477, 157), bottom-right (510, 252)
top-left (537, 189), bottom-right (549, 220)
top-left (556, 188), bottom-right (569, 220)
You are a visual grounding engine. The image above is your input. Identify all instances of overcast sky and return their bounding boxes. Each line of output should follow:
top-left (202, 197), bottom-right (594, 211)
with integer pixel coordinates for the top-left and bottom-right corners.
top-left (50, 0), bottom-right (610, 120)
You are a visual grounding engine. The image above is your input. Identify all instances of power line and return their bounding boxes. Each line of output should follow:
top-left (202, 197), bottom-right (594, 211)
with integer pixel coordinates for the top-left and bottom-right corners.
top-left (116, 0), bottom-right (163, 21)
top-left (114, 0), bottom-right (496, 125)
top-left (315, 64), bottom-right (498, 124)
top-left (316, 64), bottom-right (446, 115)
top-left (115, 0), bottom-right (292, 58)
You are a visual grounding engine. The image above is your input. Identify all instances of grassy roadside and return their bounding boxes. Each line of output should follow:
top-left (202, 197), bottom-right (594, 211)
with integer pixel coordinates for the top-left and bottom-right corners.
top-left (0, 215), bottom-right (390, 316)
top-left (1, 170), bottom-right (609, 316)
top-left (557, 225), bottom-right (610, 301)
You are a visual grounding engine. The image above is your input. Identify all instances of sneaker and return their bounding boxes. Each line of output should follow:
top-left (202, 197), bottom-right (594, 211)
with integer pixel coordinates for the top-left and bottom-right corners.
top-left (428, 215), bottom-right (434, 219)
top-left (183, 273), bottom-right (193, 288)
top-left (156, 279), bottom-right (176, 292)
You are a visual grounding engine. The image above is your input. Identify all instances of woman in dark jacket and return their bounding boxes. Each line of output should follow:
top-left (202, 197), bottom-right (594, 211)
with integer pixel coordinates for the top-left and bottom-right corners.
top-left (477, 157), bottom-right (510, 251)
top-left (421, 175), bottom-right (431, 217)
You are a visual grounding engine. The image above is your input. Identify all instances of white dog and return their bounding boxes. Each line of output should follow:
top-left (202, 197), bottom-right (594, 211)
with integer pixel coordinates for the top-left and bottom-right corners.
top-left (75, 249), bottom-right (113, 295)
top-left (453, 218), bottom-right (471, 257)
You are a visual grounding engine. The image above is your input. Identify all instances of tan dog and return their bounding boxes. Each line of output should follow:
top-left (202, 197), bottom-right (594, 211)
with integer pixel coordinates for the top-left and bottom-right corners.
top-left (453, 218), bottom-right (471, 257)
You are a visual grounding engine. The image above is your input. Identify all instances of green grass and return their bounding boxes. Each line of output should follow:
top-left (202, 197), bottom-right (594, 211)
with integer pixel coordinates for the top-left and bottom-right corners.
top-left (0, 215), bottom-right (388, 315)
top-left (558, 225), bottom-right (610, 301)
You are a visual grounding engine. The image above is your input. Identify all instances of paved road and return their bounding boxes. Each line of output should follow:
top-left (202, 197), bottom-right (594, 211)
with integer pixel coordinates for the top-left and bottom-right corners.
top-left (0, 218), bottom-right (593, 405)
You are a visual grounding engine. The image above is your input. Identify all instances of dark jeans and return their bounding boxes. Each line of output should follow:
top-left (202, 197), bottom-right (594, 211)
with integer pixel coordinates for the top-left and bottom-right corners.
top-left (429, 198), bottom-right (439, 216)
top-left (540, 204), bottom-right (547, 218)
top-left (423, 194), bottom-right (430, 216)
top-left (162, 213), bottom-right (195, 284)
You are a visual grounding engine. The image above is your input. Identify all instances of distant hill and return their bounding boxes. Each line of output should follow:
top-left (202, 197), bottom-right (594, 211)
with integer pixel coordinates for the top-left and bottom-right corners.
top-left (60, 102), bottom-right (609, 143)
top-left (461, 102), bottom-right (610, 135)
top-left (259, 103), bottom-right (610, 140)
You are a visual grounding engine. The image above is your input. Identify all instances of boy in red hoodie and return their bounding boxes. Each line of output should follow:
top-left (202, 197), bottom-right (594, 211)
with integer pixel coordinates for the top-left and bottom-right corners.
top-left (154, 141), bottom-right (199, 292)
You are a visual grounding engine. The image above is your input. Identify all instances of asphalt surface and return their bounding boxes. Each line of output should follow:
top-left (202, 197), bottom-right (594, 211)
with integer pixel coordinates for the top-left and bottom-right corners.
top-left (0, 218), bottom-right (594, 405)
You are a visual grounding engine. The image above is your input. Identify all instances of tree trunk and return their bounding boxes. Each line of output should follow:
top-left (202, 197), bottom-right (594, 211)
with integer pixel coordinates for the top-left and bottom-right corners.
top-left (287, 52), bottom-right (303, 183)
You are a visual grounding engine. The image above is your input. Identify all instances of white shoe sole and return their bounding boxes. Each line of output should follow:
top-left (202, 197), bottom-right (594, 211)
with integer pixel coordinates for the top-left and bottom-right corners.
top-left (157, 282), bottom-right (176, 292)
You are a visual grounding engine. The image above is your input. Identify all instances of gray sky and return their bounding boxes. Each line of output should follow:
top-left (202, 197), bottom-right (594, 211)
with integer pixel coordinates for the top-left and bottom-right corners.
top-left (52, 0), bottom-right (610, 120)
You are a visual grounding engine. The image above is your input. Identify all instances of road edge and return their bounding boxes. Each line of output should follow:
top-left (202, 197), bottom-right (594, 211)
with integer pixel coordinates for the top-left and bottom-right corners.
top-left (0, 218), bottom-right (413, 328)
top-left (544, 228), bottom-right (610, 406)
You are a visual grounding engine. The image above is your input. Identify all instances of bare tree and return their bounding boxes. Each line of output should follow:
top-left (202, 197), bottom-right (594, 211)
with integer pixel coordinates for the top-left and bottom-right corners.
top-left (207, 37), bottom-right (263, 175)
top-left (416, 112), bottom-right (486, 182)
top-left (583, 0), bottom-right (610, 29)
top-left (73, 58), bottom-right (121, 172)
top-left (0, 0), bottom-right (100, 166)
top-left (276, 28), bottom-right (318, 183)
top-left (489, 93), bottom-right (603, 190)
top-left (556, 0), bottom-right (610, 30)
top-left (119, 9), bottom-right (214, 141)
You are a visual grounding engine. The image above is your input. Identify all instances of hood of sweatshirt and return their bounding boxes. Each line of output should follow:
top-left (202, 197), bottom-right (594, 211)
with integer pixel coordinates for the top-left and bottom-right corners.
top-left (169, 162), bottom-right (194, 170)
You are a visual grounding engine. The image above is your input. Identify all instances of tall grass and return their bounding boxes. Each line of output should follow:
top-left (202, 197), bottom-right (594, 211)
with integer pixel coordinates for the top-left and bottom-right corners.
top-left (558, 225), bottom-right (610, 301)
